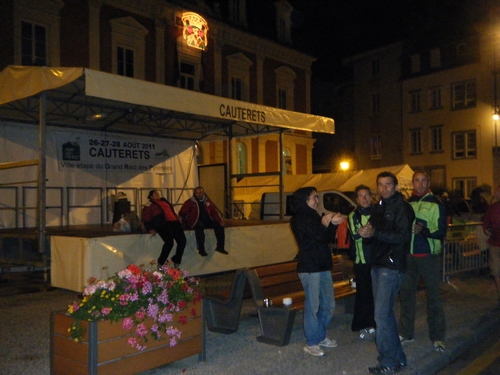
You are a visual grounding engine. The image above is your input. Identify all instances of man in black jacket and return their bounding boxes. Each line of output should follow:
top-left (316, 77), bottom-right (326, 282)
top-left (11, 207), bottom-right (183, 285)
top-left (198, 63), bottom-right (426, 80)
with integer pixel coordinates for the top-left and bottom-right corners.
top-left (359, 172), bottom-right (415, 374)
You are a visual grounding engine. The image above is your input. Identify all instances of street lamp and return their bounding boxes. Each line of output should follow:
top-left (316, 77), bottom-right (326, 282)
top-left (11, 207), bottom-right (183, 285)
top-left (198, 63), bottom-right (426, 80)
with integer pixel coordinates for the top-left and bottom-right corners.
top-left (340, 161), bottom-right (350, 171)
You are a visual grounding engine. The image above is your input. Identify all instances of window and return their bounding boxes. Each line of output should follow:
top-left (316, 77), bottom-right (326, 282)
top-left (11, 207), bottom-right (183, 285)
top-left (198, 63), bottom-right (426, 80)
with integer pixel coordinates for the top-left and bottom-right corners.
top-left (453, 131), bottom-right (476, 159)
top-left (283, 148), bottom-right (292, 175)
top-left (410, 129), bottom-right (422, 154)
top-left (371, 93), bottom-right (380, 116)
top-left (371, 58), bottom-right (380, 77)
top-left (429, 87), bottom-right (442, 109)
top-left (410, 91), bottom-right (421, 112)
top-left (230, 0), bottom-right (247, 27)
top-left (227, 53), bottom-right (252, 101)
top-left (430, 126), bottom-right (443, 152)
top-left (410, 54), bottom-right (420, 74)
top-left (275, 66), bottom-right (296, 110)
top-left (236, 142), bottom-right (247, 174)
top-left (278, 88), bottom-right (287, 109)
top-left (274, 1), bottom-right (292, 44)
top-left (14, 0), bottom-right (63, 66)
top-left (452, 177), bottom-right (476, 199)
top-left (452, 80), bottom-right (476, 109)
top-left (117, 46), bottom-right (134, 77)
top-left (231, 77), bottom-right (243, 100)
top-left (110, 17), bottom-right (148, 80)
top-left (21, 21), bottom-right (46, 66)
top-left (180, 62), bottom-right (195, 90)
top-left (370, 134), bottom-right (381, 160)
top-left (430, 48), bottom-right (441, 68)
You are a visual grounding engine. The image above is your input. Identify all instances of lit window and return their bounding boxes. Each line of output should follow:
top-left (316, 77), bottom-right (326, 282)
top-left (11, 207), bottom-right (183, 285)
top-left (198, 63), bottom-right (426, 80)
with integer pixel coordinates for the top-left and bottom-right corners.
top-left (410, 129), bottom-right (422, 154)
top-left (452, 177), bottom-right (476, 199)
top-left (21, 21), bottom-right (46, 66)
top-left (283, 148), bottom-right (292, 175)
top-left (453, 131), bottom-right (476, 159)
top-left (452, 80), bottom-right (476, 109)
top-left (370, 134), bottom-right (381, 160)
top-left (430, 126), bottom-right (443, 152)
top-left (236, 142), bottom-right (247, 174)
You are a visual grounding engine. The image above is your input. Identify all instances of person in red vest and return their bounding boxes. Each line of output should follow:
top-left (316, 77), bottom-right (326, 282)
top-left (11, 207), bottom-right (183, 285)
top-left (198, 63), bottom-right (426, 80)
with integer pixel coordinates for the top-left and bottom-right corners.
top-left (179, 186), bottom-right (227, 256)
top-left (142, 190), bottom-right (186, 268)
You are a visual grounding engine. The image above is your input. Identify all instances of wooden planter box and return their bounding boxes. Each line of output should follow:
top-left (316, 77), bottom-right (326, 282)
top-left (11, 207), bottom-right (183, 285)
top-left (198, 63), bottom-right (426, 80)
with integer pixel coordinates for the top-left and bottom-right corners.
top-left (51, 302), bottom-right (205, 375)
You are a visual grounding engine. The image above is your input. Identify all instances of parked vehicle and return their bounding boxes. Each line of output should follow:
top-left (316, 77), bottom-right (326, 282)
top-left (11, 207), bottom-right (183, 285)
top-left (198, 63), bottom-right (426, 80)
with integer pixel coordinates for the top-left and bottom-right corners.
top-left (260, 190), bottom-right (356, 220)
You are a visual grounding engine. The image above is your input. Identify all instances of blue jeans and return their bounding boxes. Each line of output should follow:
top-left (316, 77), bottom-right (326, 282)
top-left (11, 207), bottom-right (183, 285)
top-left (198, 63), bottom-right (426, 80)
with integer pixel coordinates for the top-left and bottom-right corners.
top-left (298, 271), bottom-right (335, 346)
top-left (371, 267), bottom-right (406, 367)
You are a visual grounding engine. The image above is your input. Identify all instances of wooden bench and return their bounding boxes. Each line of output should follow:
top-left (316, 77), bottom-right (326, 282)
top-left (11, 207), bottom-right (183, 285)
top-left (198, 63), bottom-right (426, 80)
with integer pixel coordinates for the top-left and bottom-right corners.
top-left (244, 255), bottom-right (356, 346)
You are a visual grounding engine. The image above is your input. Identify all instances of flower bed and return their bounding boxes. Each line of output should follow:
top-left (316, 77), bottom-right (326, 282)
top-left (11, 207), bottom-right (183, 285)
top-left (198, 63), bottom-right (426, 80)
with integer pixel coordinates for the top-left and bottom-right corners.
top-left (51, 263), bottom-right (204, 375)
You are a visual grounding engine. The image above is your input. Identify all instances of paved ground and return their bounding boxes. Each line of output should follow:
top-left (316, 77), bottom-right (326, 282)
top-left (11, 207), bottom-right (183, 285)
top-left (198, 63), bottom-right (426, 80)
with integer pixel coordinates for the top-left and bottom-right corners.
top-left (1, 268), bottom-right (499, 375)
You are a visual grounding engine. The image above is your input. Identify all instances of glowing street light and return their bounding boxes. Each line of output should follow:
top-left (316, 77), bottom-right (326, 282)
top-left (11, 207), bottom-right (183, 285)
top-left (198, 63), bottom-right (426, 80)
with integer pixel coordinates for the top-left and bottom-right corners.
top-left (340, 161), bottom-right (350, 171)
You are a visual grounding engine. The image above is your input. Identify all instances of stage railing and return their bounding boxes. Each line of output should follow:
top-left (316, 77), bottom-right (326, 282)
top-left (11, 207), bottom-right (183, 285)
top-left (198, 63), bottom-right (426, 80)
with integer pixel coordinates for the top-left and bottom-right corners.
top-left (442, 222), bottom-right (488, 288)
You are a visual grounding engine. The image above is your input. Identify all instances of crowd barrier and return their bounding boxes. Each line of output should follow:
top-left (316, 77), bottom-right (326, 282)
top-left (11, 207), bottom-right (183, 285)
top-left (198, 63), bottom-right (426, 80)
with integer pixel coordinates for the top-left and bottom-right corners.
top-left (442, 222), bottom-right (489, 288)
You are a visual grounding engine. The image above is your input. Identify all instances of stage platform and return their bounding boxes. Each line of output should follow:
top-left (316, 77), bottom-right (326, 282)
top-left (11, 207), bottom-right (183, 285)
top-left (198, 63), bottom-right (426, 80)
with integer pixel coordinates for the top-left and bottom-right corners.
top-left (1, 220), bottom-right (298, 292)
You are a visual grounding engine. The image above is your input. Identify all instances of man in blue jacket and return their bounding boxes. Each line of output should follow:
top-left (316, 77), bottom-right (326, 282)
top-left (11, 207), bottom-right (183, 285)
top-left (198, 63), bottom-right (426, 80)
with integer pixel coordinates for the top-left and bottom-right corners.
top-left (359, 172), bottom-right (415, 374)
top-left (399, 170), bottom-right (447, 352)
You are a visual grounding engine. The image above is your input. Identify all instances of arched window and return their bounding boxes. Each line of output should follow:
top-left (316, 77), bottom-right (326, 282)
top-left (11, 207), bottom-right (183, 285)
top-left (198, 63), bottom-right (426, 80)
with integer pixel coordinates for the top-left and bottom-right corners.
top-left (237, 142), bottom-right (247, 174)
top-left (283, 148), bottom-right (292, 174)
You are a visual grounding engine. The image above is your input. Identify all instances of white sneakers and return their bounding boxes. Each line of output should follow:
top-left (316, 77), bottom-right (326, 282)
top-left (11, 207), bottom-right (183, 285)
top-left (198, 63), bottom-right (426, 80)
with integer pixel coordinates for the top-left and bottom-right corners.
top-left (304, 338), bottom-right (338, 356)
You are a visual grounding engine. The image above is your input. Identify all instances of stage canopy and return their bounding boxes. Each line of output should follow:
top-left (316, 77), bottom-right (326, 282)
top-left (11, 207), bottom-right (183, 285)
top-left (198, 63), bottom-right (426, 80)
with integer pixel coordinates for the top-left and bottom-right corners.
top-left (0, 66), bottom-right (335, 141)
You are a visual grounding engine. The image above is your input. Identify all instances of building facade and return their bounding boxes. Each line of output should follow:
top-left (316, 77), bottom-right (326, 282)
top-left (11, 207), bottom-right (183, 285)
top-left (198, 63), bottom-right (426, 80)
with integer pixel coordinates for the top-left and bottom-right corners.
top-left (0, 0), bottom-right (317, 178)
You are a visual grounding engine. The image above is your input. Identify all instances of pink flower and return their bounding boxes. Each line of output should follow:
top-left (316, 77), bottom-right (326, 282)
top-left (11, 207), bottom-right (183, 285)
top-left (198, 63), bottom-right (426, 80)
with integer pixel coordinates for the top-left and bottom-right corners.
top-left (101, 307), bottom-right (111, 315)
top-left (122, 317), bottom-right (134, 330)
top-left (135, 323), bottom-right (148, 337)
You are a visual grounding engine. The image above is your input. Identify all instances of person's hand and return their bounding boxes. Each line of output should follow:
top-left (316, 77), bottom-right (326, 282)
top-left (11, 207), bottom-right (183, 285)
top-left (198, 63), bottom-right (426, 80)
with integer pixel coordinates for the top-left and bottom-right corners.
top-left (331, 213), bottom-right (346, 225)
top-left (321, 213), bottom-right (333, 227)
top-left (220, 220), bottom-right (225, 227)
top-left (413, 222), bottom-right (424, 234)
top-left (358, 222), bottom-right (374, 238)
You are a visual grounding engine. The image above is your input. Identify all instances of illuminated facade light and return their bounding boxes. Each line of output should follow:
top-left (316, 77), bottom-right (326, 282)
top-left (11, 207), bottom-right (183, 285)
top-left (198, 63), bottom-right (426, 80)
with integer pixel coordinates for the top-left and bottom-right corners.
top-left (182, 12), bottom-right (209, 50)
top-left (340, 161), bottom-right (350, 171)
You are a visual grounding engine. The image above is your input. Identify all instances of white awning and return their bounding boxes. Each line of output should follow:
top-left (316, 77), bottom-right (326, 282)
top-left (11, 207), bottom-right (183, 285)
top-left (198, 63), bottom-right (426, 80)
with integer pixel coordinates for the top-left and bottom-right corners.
top-left (0, 66), bottom-right (335, 139)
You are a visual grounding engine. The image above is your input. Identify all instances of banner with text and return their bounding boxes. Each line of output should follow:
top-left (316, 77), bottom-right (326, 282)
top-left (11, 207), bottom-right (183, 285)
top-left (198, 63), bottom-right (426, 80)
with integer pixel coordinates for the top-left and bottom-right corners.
top-left (56, 132), bottom-right (173, 173)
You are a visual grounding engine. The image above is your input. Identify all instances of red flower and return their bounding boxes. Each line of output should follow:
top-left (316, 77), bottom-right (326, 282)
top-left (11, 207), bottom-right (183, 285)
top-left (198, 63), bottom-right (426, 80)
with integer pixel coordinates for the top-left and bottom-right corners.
top-left (190, 308), bottom-right (197, 317)
top-left (179, 315), bottom-right (188, 325)
top-left (126, 264), bottom-right (142, 275)
top-left (178, 300), bottom-right (187, 309)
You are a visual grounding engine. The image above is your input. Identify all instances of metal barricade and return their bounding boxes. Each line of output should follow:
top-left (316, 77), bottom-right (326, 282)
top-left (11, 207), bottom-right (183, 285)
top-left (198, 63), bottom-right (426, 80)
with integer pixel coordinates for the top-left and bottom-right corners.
top-left (442, 222), bottom-right (489, 288)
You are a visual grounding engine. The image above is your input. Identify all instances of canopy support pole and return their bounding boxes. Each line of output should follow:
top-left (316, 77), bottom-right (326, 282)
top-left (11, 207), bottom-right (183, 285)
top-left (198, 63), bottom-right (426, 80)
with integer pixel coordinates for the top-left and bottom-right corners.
top-left (37, 91), bottom-right (48, 282)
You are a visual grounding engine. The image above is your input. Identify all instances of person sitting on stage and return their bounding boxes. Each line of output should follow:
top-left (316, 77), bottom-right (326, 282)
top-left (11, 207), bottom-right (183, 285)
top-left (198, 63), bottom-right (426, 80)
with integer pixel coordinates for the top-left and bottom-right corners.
top-left (141, 189), bottom-right (185, 268)
top-left (179, 186), bottom-right (227, 256)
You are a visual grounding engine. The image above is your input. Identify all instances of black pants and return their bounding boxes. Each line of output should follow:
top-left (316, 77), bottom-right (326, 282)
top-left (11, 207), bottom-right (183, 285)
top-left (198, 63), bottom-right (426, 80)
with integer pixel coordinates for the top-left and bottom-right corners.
top-left (351, 262), bottom-right (376, 331)
top-left (156, 220), bottom-right (186, 265)
top-left (193, 220), bottom-right (225, 251)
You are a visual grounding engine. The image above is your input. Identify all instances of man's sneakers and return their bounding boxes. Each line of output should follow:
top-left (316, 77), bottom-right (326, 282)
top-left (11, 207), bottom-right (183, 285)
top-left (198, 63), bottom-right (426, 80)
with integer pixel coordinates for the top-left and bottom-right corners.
top-left (359, 327), bottom-right (376, 341)
top-left (198, 249), bottom-right (208, 257)
top-left (399, 335), bottom-right (414, 345)
top-left (303, 345), bottom-right (324, 356)
top-left (433, 340), bottom-right (446, 352)
top-left (318, 338), bottom-right (338, 348)
top-left (368, 364), bottom-right (403, 374)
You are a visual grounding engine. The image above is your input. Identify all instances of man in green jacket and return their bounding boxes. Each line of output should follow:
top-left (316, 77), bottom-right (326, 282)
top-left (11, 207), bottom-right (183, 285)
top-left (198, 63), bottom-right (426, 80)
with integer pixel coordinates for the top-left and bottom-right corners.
top-left (399, 170), bottom-right (447, 352)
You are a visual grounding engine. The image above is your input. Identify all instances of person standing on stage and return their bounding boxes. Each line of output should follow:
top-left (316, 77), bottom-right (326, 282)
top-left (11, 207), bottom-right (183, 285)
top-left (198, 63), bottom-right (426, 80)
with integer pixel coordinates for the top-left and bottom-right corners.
top-left (141, 189), bottom-right (186, 268)
top-left (359, 172), bottom-right (414, 374)
top-left (347, 184), bottom-right (376, 341)
top-left (179, 186), bottom-right (227, 256)
top-left (290, 186), bottom-right (346, 357)
top-left (399, 170), bottom-right (447, 352)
